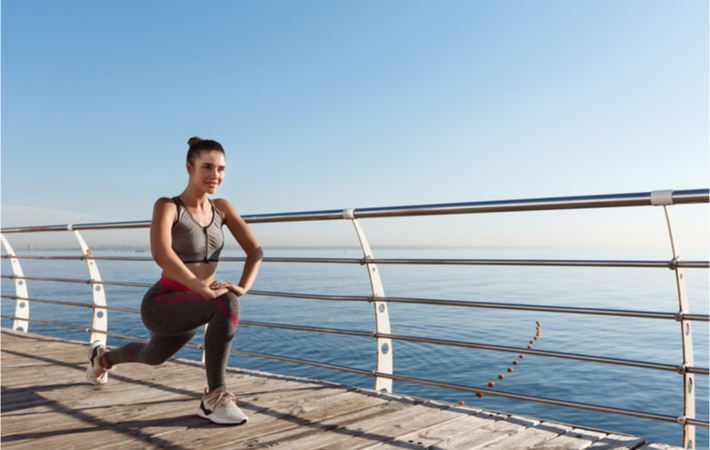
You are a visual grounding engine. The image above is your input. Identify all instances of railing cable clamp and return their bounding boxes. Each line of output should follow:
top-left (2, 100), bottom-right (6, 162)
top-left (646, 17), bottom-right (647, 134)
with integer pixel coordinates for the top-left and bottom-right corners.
top-left (651, 190), bottom-right (674, 206)
top-left (676, 415), bottom-right (688, 425)
top-left (674, 312), bottom-right (684, 322)
top-left (676, 364), bottom-right (689, 375)
top-left (668, 258), bottom-right (680, 270)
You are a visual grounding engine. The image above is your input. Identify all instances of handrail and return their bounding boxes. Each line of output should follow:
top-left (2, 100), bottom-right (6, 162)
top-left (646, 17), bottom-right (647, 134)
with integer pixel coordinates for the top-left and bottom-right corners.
top-left (245, 188), bottom-right (710, 222)
top-left (2, 188), bottom-right (707, 232)
top-left (1, 188), bottom-right (708, 448)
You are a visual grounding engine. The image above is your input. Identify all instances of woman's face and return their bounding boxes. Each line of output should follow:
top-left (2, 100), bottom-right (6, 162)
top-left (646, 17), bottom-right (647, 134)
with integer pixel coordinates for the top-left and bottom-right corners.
top-left (187, 151), bottom-right (226, 194)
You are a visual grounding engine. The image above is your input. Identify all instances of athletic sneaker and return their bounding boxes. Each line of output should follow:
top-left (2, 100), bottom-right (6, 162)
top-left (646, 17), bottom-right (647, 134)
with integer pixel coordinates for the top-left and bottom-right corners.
top-left (86, 341), bottom-right (110, 385)
top-left (196, 386), bottom-right (248, 425)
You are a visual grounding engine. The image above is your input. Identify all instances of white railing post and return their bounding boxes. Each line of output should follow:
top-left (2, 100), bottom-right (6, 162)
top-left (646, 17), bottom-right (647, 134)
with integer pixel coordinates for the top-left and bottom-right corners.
top-left (71, 227), bottom-right (108, 345)
top-left (652, 191), bottom-right (696, 449)
top-left (0, 234), bottom-right (30, 332)
top-left (343, 209), bottom-right (393, 393)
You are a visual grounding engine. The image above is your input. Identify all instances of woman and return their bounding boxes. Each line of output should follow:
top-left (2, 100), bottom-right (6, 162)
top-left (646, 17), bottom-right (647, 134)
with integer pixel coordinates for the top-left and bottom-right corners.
top-left (85, 137), bottom-right (263, 426)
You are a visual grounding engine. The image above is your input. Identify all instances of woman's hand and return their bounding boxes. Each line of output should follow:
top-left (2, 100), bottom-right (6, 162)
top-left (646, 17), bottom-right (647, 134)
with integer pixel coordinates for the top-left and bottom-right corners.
top-left (200, 286), bottom-right (229, 301)
top-left (210, 280), bottom-right (246, 297)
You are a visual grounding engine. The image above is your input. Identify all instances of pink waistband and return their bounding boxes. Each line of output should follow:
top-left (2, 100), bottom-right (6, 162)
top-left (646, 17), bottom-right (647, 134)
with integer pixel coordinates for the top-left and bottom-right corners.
top-left (157, 276), bottom-right (192, 292)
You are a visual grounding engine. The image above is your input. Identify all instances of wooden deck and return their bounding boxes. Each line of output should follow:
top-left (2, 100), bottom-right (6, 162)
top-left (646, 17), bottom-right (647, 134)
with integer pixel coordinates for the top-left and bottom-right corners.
top-left (1, 329), bottom-right (681, 450)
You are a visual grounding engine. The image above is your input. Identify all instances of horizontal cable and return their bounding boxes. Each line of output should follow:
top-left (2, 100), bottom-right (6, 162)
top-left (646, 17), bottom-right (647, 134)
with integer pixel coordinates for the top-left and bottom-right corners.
top-left (0, 275), bottom-right (153, 289)
top-left (1, 220), bottom-right (151, 233)
top-left (0, 318), bottom-right (152, 344)
top-left (0, 295), bottom-right (140, 314)
top-left (246, 256), bottom-right (709, 269)
top-left (1, 316), bottom-right (92, 333)
top-left (376, 332), bottom-right (709, 375)
top-left (381, 295), bottom-right (710, 322)
top-left (373, 371), bottom-right (709, 428)
top-left (249, 289), bottom-right (368, 302)
top-left (240, 320), bottom-right (371, 338)
top-left (0, 255), bottom-right (154, 262)
top-left (228, 348), bottom-right (373, 377)
top-left (247, 289), bottom-right (710, 322)
top-left (238, 320), bottom-right (708, 375)
top-left (688, 417), bottom-right (708, 428)
top-left (1, 295), bottom-right (92, 309)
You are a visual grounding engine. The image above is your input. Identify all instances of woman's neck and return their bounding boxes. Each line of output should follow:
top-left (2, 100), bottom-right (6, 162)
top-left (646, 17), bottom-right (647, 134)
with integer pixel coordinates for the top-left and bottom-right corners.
top-left (178, 186), bottom-right (211, 208)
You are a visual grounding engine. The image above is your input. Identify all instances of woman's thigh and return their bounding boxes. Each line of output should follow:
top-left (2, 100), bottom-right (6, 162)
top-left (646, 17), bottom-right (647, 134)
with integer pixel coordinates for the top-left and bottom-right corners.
top-left (141, 289), bottom-right (219, 336)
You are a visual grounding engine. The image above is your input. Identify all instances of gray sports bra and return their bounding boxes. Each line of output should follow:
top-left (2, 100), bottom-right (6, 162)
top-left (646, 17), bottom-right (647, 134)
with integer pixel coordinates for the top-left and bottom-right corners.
top-left (171, 197), bottom-right (224, 264)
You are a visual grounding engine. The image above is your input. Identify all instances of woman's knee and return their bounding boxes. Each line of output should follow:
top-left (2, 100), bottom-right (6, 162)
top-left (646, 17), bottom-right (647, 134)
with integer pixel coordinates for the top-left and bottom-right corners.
top-left (142, 354), bottom-right (170, 366)
top-left (212, 291), bottom-right (240, 328)
top-left (220, 291), bottom-right (240, 316)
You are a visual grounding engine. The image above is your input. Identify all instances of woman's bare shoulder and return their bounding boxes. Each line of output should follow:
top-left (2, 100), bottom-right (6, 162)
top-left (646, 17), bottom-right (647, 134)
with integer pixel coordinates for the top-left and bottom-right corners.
top-left (154, 197), bottom-right (177, 207)
top-left (212, 198), bottom-right (241, 221)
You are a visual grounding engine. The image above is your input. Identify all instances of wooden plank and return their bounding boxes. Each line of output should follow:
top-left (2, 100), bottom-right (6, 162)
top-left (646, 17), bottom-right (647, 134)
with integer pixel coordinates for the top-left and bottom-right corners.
top-left (171, 390), bottom-right (391, 449)
top-left (477, 421), bottom-right (572, 450)
top-left (529, 427), bottom-right (608, 449)
top-left (638, 444), bottom-right (686, 450)
top-left (366, 410), bottom-right (506, 450)
top-left (586, 435), bottom-right (646, 449)
top-left (0, 330), bottom-right (685, 450)
top-left (267, 401), bottom-right (464, 450)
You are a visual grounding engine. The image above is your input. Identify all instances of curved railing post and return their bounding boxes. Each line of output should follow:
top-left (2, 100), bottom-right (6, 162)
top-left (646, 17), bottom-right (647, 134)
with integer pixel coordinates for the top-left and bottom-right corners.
top-left (71, 227), bottom-right (108, 345)
top-left (652, 191), bottom-right (696, 449)
top-left (0, 234), bottom-right (30, 332)
top-left (343, 209), bottom-right (393, 392)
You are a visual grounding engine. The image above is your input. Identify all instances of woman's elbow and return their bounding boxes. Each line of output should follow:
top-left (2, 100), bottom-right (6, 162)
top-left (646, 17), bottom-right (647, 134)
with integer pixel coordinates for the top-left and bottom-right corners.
top-left (151, 248), bottom-right (170, 267)
top-left (249, 246), bottom-right (264, 261)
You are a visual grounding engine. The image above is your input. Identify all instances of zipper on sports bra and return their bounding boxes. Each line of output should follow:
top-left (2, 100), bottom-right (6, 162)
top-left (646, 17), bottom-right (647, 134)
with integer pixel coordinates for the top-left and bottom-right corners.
top-left (203, 227), bottom-right (209, 263)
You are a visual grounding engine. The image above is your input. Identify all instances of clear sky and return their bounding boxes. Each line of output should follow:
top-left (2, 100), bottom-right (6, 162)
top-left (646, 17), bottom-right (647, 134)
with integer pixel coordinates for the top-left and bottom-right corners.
top-left (1, 1), bottom-right (708, 254)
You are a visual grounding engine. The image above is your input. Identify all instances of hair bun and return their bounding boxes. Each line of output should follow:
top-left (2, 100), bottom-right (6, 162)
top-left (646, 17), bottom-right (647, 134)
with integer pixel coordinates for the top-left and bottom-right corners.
top-left (187, 136), bottom-right (203, 146)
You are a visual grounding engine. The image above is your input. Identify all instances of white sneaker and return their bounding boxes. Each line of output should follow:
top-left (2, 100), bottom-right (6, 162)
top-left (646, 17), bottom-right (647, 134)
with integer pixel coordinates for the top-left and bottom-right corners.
top-left (196, 386), bottom-right (248, 425)
top-left (86, 341), bottom-right (110, 385)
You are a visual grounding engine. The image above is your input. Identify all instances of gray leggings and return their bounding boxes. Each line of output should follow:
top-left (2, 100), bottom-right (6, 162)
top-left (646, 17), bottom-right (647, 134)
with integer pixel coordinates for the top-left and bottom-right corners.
top-left (104, 282), bottom-right (240, 391)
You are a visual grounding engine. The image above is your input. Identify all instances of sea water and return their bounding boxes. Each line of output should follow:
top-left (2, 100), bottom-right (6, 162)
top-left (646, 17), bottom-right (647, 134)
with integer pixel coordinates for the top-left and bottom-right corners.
top-left (2, 247), bottom-right (708, 448)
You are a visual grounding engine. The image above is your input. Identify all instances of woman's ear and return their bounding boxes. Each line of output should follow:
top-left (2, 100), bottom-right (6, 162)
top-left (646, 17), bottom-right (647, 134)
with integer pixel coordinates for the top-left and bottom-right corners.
top-left (186, 161), bottom-right (194, 176)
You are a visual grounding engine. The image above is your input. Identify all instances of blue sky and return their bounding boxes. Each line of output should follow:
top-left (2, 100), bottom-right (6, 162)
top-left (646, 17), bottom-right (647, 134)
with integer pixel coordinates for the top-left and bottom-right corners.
top-left (1, 1), bottom-right (708, 253)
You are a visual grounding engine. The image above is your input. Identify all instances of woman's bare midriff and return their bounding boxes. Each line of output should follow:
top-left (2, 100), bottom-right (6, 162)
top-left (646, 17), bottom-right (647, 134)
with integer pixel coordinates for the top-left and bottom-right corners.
top-left (166, 261), bottom-right (219, 285)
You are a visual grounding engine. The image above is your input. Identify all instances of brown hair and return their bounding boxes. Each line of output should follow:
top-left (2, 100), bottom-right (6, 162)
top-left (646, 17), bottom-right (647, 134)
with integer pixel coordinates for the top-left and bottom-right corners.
top-left (186, 136), bottom-right (225, 166)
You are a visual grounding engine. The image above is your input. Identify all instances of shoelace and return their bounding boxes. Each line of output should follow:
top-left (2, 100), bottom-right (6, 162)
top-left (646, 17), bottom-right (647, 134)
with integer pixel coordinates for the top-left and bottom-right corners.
top-left (210, 390), bottom-right (237, 408)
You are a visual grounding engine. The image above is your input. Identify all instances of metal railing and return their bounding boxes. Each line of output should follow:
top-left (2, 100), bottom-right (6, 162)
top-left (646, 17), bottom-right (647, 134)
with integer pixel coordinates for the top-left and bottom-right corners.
top-left (1, 188), bottom-right (708, 449)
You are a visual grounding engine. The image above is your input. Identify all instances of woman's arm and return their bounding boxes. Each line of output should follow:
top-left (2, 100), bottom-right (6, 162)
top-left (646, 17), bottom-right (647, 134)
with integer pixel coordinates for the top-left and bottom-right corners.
top-left (213, 198), bottom-right (263, 296)
top-left (150, 198), bottom-right (227, 300)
